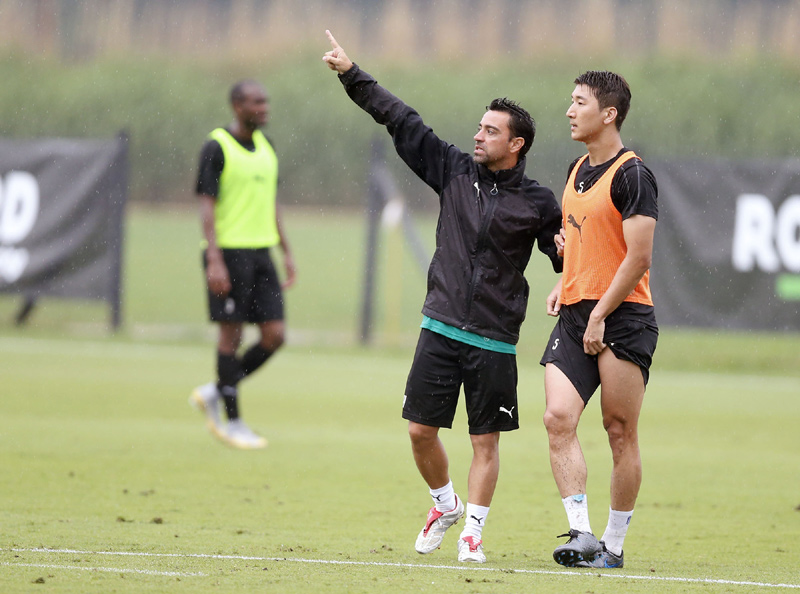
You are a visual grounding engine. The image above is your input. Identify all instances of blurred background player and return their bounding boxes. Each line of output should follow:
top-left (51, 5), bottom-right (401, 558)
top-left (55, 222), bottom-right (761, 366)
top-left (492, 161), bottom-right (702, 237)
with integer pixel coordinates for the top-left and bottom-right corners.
top-left (324, 31), bottom-right (562, 563)
top-left (191, 79), bottom-right (296, 449)
top-left (541, 71), bottom-right (658, 568)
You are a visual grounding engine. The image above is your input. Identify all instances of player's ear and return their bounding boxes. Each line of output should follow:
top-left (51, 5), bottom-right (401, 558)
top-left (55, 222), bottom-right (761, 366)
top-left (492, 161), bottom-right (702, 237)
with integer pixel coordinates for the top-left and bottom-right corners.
top-left (604, 107), bottom-right (617, 125)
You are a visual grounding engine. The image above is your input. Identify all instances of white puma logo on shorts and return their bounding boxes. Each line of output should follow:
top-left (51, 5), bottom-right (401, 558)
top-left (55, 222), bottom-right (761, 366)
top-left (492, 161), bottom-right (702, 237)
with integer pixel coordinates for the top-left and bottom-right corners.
top-left (499, 406), bottom-right (515, 418)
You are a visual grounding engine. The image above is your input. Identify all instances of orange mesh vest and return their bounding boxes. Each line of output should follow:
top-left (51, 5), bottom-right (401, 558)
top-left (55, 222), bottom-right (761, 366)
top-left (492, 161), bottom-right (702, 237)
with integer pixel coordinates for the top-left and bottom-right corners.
top-left (560, 151), bottom-right (653, 306)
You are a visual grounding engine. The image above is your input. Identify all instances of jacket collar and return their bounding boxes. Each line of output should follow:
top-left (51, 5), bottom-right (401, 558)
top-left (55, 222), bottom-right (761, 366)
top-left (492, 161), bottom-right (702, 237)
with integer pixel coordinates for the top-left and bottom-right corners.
top-left (477, 157), bottom-right (526, 188)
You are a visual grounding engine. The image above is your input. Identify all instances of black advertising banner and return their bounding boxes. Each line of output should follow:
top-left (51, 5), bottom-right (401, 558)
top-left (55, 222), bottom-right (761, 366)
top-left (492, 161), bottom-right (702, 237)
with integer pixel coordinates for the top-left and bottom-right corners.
top-left (651, 158), bottom-right (800, 331)
top-left (0, 133), bottom-right (128, 327)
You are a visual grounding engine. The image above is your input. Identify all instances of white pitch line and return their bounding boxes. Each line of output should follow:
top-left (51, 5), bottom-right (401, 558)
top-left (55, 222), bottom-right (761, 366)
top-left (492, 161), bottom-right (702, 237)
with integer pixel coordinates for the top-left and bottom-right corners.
top-left (11, 548), bottom-right (800, 589)
top-left (2, 561), bottom-right (205, 577)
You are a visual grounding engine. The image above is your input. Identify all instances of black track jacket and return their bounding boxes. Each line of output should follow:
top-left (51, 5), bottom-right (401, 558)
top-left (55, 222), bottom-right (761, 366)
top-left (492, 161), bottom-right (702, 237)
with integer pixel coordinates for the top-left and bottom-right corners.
top-left (340, 64), bottom-right (563, 345)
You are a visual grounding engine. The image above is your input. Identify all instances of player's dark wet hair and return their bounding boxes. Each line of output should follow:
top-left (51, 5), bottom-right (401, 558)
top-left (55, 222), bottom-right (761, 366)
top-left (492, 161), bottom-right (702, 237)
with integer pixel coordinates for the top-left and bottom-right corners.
top-left (574, 71), bottom-right (631, 130)
top-left (487, 97), bottom-right (536, 160)
top-left (230, 79), bottom-right (262, 105)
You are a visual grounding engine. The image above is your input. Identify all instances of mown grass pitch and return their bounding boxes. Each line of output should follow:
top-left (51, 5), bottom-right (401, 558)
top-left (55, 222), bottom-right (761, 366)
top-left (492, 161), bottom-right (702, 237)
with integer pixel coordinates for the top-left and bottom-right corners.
top-left (0, 336), bottom-right (798, 593)
top-left (0, 207), bottom-right (798, 592)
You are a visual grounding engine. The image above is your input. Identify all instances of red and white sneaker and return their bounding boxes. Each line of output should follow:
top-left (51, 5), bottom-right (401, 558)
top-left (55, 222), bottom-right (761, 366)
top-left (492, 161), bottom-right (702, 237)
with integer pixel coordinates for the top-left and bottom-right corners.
top-left (457, 536), bottom-right (486, 563)
top-left (414, 495), bottom-right (464, 553)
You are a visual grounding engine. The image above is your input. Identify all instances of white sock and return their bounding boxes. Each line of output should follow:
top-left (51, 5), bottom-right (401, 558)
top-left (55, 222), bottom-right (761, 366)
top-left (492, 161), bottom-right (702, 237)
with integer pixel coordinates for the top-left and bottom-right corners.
top-left (601, 508), bottom-right (633, 556)
top-left (430, 481), bottom-right (456, 512)
top-left (562, 494), bottom-right (592, 533)
top-left (460, 503), bottom-right (490, 541)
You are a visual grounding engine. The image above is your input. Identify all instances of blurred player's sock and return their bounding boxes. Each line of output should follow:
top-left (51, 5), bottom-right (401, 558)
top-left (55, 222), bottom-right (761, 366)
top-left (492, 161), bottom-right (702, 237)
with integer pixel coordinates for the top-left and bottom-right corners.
top-left (240, 344), bottom-right (274, 377)
top-left (217, 351), bottom-right (242, 420)
top-left (219, 384), bottom-right (239, 420)
top-left (430, 480), bottom-right (456, 512)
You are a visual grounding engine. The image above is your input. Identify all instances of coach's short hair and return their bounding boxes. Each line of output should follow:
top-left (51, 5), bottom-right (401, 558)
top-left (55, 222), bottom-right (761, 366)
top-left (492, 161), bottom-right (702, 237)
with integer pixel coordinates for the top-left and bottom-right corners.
top-left (487, 97), bottom-right (536, 160)
top-left (574, 71), bottom-right (631, 130)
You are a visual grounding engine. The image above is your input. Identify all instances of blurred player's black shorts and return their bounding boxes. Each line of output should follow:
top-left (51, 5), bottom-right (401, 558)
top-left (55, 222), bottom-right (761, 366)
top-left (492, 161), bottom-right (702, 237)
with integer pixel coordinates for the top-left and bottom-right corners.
top-left (204, 247), bottom-right (283, 323)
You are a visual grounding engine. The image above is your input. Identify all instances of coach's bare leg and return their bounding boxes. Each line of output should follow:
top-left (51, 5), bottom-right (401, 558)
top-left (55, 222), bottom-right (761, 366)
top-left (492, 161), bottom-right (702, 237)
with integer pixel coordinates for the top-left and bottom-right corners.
top-left (543, 363), bottom-right (587, 497)
top-left (467, 432), bottom-right (500, 506)
top-left (598, 349), bottom-right (645, 511)
top-left (409, 421), bottom-right (450, 489)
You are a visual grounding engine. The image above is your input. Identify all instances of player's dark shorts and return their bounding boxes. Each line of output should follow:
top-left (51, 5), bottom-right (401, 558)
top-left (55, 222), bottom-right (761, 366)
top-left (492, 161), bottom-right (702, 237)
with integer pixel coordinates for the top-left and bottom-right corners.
top-left (203, 248), bottom-right (283, 323)
top-left (540, 300), bottom-right (658, 405)
top-left (403, 329), bottom-right (519, 435)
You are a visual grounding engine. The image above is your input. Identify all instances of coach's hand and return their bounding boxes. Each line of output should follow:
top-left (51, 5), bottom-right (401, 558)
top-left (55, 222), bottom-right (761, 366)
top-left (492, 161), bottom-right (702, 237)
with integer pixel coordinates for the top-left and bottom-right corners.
top-left (322, 30), bottom-right (354, 74)
top-left (555, 228), bottom-right (565, 258)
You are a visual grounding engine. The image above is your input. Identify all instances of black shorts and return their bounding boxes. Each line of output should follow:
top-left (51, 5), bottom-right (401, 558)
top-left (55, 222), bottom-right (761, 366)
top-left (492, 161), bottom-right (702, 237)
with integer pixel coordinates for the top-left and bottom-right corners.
top-left (539, 301), bottom-right (658, 405)
top-left (403, 329), bottom-right (519, 435)
top-left (204, 248), bottom-right (284, 323)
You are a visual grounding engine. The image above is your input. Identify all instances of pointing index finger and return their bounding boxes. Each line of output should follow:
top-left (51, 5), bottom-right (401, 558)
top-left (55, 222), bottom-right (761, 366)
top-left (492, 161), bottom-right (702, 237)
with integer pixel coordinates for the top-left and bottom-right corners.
top-left (326, 30), bottom-right (340, 50)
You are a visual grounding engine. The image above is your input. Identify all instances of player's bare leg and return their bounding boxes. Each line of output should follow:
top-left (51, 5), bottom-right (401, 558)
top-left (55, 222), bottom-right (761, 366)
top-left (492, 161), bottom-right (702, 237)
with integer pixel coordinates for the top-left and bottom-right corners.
top-left (257, 319), bottom-right (285, 352)
top-left (191, 321), bottom-right (242, 440)
top-left (580, 348), bottom-right (646, 566)
top-left (216, 321), bottom-right (267, 448)
top-left (598, 349), bottom-right (644, 512)
top-left (544, 363), bottom-right (602, 566)
top-left (218, 321), bottom-right (243, 355)
top-left (543, 363), bottom-right (587, 498)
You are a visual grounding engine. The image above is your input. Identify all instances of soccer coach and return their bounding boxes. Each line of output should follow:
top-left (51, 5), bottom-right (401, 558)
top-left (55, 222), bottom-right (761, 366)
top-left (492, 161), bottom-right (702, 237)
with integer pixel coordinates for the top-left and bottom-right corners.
top-left (324, 31), bottom-right (562, 563)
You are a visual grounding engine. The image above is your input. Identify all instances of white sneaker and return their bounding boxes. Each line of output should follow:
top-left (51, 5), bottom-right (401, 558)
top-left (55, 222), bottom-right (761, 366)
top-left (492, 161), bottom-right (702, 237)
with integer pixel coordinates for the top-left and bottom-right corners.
top-left (414, 495), bottom-right (464, 554)
top-left (457, 536), bottom-right (486, 563)
top-left (189, 383), bottom-right (224, 441)
top-left (223, 419), bottom-right (267, 449)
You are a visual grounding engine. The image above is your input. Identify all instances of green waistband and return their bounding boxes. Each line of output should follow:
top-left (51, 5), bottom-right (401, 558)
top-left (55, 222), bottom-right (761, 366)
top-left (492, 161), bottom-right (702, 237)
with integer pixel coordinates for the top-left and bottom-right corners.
top-left (421, 316), bottom-right (516, 355)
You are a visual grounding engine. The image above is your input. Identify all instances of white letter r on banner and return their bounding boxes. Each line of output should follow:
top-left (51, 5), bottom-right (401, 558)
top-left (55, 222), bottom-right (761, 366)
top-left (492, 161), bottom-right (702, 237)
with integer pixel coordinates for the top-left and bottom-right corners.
top-left (732, 194), bottom-right (780, 272)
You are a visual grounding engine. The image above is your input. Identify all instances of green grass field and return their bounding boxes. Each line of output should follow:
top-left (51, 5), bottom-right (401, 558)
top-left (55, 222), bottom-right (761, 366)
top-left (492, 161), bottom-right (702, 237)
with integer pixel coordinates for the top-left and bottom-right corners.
top-left (1, 208), bottom-right (799, 593)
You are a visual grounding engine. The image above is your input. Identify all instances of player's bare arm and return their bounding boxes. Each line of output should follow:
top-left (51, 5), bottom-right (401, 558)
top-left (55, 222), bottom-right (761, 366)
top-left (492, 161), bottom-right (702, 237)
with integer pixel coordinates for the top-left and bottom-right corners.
top-left (583, 214), bottom-right (655, 355)
top-left (199, 194), bottom-right (231, 296)
top-left (275, 204), bottom-right (297, 289)
top-left (546, 277), bottom-right (563, 317)
top-left (322, 30), bottom-right (354, 74)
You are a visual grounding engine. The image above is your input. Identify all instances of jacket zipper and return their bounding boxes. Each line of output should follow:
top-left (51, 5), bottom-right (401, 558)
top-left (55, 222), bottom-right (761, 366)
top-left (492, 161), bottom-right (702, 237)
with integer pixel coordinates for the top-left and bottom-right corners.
top-left (463, 182), bottom-right (499, 328)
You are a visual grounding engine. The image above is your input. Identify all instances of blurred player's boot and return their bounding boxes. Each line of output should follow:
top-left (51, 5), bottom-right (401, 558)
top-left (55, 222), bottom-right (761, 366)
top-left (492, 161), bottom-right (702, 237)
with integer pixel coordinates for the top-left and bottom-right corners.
top-left (223, 419), bottom-right (268, 449)
top-left (575, 543), bottom-right (624, 568)
top-left (415, 495), bottom-right (464, 554)
top-left (553, 529), bottom-right (603, 567)
top-left (189, 383), bottom-right (224, 441)
top-left (457, 536), bottom-right (486, 563)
